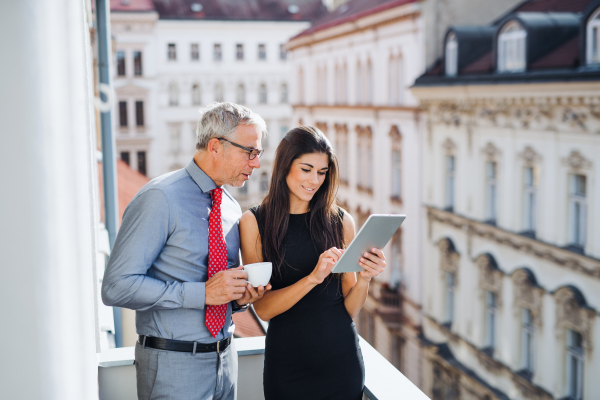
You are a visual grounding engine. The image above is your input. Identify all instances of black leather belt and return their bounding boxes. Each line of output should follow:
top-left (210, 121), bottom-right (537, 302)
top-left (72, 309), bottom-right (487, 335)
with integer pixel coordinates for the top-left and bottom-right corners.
top-left (138, 335), bottom-right (231, 355)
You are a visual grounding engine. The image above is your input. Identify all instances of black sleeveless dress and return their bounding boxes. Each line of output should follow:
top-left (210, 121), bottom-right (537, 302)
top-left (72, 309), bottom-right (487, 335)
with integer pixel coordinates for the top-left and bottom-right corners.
top-left (250, 206), bottom-right (364, 400)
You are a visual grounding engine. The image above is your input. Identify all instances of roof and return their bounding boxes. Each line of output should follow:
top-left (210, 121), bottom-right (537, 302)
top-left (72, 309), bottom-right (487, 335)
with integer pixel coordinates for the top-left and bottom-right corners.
top-left (98, 159), bottom-right (150, 224)
top-left (112, 0), bottom-right (327, 21)
top-left (414, 0), bottom-right (600, 86)
top-left (233, 308), bottom-right (266, 337)
top-left (292, 0), bottom-right (419, 39)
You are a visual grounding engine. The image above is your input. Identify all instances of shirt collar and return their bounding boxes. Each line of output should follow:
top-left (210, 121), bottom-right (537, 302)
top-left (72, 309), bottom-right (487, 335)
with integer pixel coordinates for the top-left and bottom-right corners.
top-left (185, 159), bottom-right (219, 193)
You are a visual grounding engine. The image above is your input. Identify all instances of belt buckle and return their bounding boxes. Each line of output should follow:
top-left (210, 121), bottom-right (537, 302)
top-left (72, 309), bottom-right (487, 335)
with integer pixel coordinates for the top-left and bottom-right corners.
top-left (217, 340), bottom-right (220, 354)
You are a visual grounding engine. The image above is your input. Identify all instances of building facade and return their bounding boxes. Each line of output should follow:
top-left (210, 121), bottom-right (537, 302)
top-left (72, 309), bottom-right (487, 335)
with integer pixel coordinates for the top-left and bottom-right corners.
top-left (287, 0), bottom-right (522, 388)
top-left (412, 0), bottom-right (600, 399)
top-left (110, 0), bottom-right (325, 210)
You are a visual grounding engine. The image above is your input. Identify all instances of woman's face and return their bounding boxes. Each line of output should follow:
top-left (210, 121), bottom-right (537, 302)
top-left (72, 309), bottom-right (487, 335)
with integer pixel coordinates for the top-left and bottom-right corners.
top-left (286, 152), bottom-right (329, 204)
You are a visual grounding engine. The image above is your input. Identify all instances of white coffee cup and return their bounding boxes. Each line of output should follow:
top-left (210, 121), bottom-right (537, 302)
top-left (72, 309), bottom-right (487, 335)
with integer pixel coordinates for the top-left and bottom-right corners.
top-left (243, 262), bottom-right (272, 287)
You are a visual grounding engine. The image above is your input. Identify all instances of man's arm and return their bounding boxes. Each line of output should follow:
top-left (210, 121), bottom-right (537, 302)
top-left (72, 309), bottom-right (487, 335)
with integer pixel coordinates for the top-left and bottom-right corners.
top-left (101, 189), bottom-right (205, 311)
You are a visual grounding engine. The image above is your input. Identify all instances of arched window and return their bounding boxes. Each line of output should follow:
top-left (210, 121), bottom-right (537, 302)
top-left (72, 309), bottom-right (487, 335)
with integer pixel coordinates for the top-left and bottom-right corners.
top-left (445, 32), bottom-right (458, 76)
top-left (366, 60), bottom-right (373, 105)
top-left (236, 83), bottom-right (245, 104)
top-left (498, 21), bottom-right (526, 72)
top-left (192, 83), bottom-right (201, 106)
top-left (214, 81), bottom-right (223, 102)
top-left (259, 83), bottom-right (267, 104)
top-left (169, 82), bottom-right (179, 106)
top-left (586, 8), bottom-right (600, 65)
top-left (280, 83), bottom-right (288, 103)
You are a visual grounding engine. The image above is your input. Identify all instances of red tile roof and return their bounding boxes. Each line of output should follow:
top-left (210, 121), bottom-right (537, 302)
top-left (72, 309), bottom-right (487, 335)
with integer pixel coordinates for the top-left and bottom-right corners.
top-left (293, 0), bottom-right (419, 39)
top-left (110, 0), bottom-right (156, 12)
top-left (113, 0), bottom-right (327, 21)
top-left (233, 309), bottom-right (266, 337)
top-left (510, 0), bottom-right (591, 13)
top-left (461, 51), bottom-right (493, 74)
top-left (530, 35), bottom-right (580, 69)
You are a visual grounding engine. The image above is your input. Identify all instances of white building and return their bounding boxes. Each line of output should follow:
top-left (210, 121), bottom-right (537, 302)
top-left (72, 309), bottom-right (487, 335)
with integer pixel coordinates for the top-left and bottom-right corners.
top-left (110, 0), bottom-right (326, 209)
top-left (412, 0), bottom-right (600, 399)
top-left (287, 0), bottom-right (521, 389)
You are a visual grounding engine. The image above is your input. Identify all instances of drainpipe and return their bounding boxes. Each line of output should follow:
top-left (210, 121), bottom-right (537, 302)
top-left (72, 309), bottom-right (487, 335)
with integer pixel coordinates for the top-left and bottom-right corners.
top-left (95, 0), bottom-right (122, 348)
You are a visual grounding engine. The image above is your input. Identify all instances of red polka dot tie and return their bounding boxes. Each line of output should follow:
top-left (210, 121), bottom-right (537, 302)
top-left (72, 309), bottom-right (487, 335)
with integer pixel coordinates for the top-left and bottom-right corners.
top-left (205, 188), bottom-right (228, 338)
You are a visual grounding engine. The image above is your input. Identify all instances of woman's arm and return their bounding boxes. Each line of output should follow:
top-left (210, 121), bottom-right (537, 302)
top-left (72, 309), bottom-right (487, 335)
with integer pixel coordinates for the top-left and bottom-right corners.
top-left (239, 210), bottom-right (341, 321)
top-left (341, 211), bottom-right (387, 319)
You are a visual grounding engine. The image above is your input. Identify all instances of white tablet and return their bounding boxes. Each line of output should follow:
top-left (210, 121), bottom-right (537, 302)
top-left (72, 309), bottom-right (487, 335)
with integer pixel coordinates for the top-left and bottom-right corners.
top-left (331, 214), bottom-right (406, 273)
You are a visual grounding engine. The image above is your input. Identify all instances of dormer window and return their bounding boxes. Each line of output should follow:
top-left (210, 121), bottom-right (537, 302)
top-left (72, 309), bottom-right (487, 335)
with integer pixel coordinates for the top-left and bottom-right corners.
top-left (445, 33), bottom-right (458, 76)
top-left (586, 8), bottom-right (600, 65)
top-left (498, 21), bottom-right (526, 73)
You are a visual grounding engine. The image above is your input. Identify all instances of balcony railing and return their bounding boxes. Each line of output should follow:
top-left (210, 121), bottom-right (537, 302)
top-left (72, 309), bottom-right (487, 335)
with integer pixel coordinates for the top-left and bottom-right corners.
top-left (98, 336), bottom-right (429, 400)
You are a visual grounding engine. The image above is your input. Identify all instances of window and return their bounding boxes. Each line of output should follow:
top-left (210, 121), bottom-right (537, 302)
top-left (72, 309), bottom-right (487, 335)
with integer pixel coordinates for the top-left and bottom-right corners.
top-left (169, 82), bottom-right (179, 106)
top-left (192, 83), bottom-right (201, 106)
top-left (236, 83), bottom-right (245, 104)
top-left (135, 101), bottom-right (144, 127)
top-left (444, 272), bottom-right (455, 325)
top-left (445, 33), bottom-right (458, 76)
top-left (484, 291), bottom-right (497, 350)
top-left (118, 101), bottom-right (128, 127)
top-left (280, 83), bottom-right (288, 104)
top-left (116, 51), bottom-right (126, 76)
top-left (357, 136), bottom-right (363, 188)
top-left (213, 44), bottom-right (222, 61)
top-left (236, 44), bottom-right (244, 61)
top-left (566, 330), bottom-right (584, 400)
top-left (396, 57), bottom-right (403, 105)
top-left (259, 83), bottom-right (267, 104)
top-left (137, 151), bottom-right (147, 176)
top-left (214, 82), bottom-right (224, 102)
top-left (445, 156), bottom-right (455, 211)
top-left (170, 124), bottom-right (181, 155)
top-left (388, 58), bottom-right (396, 105)
top-left (392, 149), bottom-right (401, 199)
top-left (366, 140), bottom-right (373, 190)
top-left (586, 9), bottom-right (600, 65)
top-left (258, 44), bottom-right (266, 60)
top-left (392, 335), bottom-right (403, 370)
top-left (279, 44), bottom-right (287, 60)
top-left (523, 167), bottom-right (537, 235)
top-left (485, 162), bottom-right (497, 224)
top-left (133, 51), bottom-right (142, 76)
top-left (366, 60), bottom-right (373, 105)
top-left (239, 180), bottom-right (248, 195)
top-left (260, 172), bottom-right (269, 195)
top-left (356, 63), bottom-right (363, 105)
top-left (521, 309), bottom-right (535, 375)
top-left (569, 174), bottom-right (587, 249)
top-left (298, 67), bottom-right (304, 104)
top-left (168, 43), bottom-right (177, 61)
top-left (120, 151), bottom-right (130, 166)
top-left (498, 21), bottom-right (526, 72)
top-left (190, 43), bottom-right (200, 61)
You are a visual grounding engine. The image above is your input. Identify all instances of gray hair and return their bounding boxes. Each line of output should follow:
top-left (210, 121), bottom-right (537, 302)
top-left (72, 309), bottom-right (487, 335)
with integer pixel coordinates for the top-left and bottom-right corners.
top-left (195, 102), bottom-right (267, 150)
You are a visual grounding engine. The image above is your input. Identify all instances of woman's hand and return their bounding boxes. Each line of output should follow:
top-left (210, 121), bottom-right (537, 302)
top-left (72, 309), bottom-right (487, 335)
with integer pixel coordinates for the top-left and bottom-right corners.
top-left (358, 248), bottom-right (386, 282)
top-left (309, 247), bottom-right (343, 285)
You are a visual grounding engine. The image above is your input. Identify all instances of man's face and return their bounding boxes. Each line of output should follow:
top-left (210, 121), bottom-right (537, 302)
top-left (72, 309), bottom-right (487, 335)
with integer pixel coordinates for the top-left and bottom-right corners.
top-left (217, 124), bottom-right (262, 187)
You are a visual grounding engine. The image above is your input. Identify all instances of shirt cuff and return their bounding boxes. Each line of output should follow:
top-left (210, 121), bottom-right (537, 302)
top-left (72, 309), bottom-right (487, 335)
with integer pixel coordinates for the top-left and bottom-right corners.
top-left (182, 282), bottom-right (206, 310)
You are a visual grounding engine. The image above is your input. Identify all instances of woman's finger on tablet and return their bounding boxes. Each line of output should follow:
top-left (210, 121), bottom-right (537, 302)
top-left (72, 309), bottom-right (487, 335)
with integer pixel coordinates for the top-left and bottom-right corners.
top-left (360, 258), bottom-right (384, 275)
top-left (371, 248), bottom-right (386, 260)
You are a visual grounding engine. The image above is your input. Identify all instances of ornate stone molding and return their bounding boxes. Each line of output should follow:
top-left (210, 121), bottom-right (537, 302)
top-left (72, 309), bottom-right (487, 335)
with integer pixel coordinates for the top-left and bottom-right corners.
top-left (315, 121), bottom-right (328, 134)
top-left (438, 238), bottom-right (460, 285)
top-left (334, 122), bottom-right (348, 134)
top-left (517, 146), bottom-right (542, 167)
top-left (426, 206), bottom-right (600, 279)
top-left (562, 150), bottom-right (592, 172)
top-left (481, 142), bottom-right (501, 162)
top-left (424, 96), bottom-right (600, 134)
top-left (442, 137), bottom-right (457, 155)
top-left (476, 253), bottom-right (504, 308)
top-left (553, 286), bottom-right (596, 351)
top-left (511, 269), bottom-right (544, 328)
top-left (389, 125), bottom-right (402, 141)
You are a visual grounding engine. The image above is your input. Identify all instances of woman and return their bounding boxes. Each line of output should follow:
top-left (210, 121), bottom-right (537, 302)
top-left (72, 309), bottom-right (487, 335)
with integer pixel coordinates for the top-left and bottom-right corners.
top-left (239, 126), bottom-right (387, 400)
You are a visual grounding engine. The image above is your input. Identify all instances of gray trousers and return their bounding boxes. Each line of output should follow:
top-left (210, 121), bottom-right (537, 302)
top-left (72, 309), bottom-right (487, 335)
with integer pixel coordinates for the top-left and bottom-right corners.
top-left (135, 339), bottom-right (237, 400)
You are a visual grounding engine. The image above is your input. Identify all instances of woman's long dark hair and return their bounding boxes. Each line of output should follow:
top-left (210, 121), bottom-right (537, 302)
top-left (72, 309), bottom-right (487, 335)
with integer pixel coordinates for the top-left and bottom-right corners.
top-left (259, 126), bottom-right (345, 275)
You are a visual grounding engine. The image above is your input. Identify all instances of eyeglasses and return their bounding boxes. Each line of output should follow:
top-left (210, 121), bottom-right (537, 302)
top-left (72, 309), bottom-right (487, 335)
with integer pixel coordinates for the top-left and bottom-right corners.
top-left (218, 138), bottom-right (264, 160)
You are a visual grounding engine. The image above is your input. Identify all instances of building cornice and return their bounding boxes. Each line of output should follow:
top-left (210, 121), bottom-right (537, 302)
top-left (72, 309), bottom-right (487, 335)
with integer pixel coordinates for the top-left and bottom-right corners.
top-left (426, 206), bottom-right (600, 280)
top-left (286, 3), bottom-right (420, 50)
top-left (293, 103), bottom-right (420, 113)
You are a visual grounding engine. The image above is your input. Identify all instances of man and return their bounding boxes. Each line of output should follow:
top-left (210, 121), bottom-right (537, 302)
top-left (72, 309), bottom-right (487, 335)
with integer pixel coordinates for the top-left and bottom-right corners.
top-left (102, 102), bottom-right (270, 400)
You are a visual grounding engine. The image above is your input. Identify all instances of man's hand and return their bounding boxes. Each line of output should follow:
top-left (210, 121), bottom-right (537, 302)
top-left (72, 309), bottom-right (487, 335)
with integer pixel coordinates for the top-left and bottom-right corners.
top-left (205, 269), bottom-right (249, 306)
top-left (236, 282), bottom-right (272, 306)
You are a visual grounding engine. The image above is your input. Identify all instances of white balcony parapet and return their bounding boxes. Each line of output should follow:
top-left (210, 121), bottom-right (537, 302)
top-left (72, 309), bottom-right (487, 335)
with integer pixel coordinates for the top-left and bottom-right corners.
top-left (98, 336), bottom-right (429, 400)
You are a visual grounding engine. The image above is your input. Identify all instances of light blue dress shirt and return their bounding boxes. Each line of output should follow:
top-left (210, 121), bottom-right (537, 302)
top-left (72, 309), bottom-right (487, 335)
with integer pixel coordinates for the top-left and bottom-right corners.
top-left (102, 159), bottom-right (242, 342)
